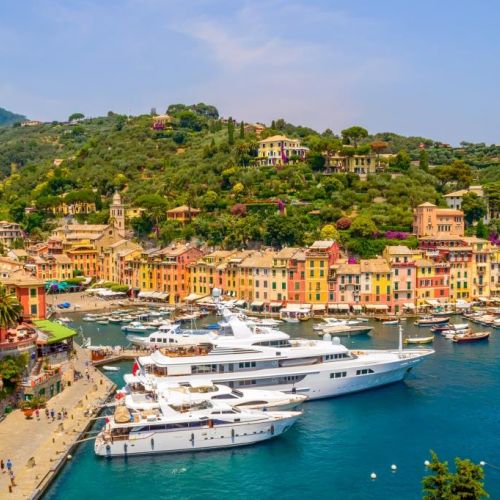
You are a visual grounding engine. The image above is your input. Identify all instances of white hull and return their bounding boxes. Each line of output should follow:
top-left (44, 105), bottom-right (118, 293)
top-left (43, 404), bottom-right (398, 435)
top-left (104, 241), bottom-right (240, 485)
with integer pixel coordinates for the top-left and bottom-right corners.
top-left (95, 414), bottom-right (298, 457)
top-left (142, 351), bottom-right (429, 401)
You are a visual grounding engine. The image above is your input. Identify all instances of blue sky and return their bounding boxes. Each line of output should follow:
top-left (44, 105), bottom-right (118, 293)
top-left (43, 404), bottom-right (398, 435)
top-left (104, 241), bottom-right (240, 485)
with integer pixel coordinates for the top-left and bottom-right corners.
top-left (1, 0), bottom-right (499, 144)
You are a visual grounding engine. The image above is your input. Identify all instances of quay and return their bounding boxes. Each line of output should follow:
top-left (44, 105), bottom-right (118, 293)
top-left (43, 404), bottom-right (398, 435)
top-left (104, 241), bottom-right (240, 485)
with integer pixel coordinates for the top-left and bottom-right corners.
top-left (91, 348), bottom-right (150, 367)
top-left (0, 345), bottom-right (116, 499)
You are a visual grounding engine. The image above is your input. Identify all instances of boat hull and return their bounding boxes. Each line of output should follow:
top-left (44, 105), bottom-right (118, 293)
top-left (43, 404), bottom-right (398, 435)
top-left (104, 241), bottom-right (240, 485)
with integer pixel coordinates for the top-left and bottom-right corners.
top-left (94, 414), bottom-right (298, 457)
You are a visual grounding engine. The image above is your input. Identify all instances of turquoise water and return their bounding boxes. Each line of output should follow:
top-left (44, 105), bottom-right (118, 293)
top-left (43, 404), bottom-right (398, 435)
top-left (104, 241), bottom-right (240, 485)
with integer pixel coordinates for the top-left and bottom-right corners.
top-left (45, 315), bottom-right (500, 499)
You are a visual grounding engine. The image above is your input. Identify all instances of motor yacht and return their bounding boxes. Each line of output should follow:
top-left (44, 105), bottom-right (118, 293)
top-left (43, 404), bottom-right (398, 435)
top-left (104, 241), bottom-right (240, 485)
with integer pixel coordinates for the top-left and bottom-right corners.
top-left (94, 398), bottom-right (300, 457)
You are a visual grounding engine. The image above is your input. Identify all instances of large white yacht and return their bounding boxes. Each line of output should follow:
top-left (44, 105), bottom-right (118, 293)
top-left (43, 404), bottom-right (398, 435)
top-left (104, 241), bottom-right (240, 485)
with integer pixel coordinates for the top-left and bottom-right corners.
top-left (120, 378), bottom-right (307, 412)
top-left (129, 306), bottom-right (433, 400)
top-left (94, 399), bottom-right (300, 457)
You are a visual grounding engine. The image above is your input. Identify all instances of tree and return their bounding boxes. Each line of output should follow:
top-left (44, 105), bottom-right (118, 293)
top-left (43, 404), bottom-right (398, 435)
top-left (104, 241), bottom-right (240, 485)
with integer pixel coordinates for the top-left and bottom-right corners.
top-left (239, 121), bottom-right (245, 140)
top-left (341, 126), bottom-right (368, 146)
top-left (320, 224), bottom-right (340, 241)
top-left (0, 353), bottom-right (28, 385)
top-left (435, 161), bottom-right (473, 190)
top-left (336, 217), bottom-right (352, 230)
top-left (462, 192), bottom-right (486, 225)
top-left (419, 149), bottom-right (429, 171)
top-left (228, 118), bottom-right (235, 145)
top-left (476, 219), bottom-right (488, 238)
top-left (389, 150), bottom-right (411, 171)
top-left (135, 194), bottom-right (168, 227)
top-left (350, 215), bottom-right (378, 237)
top-left (422, 451), bottom-right (489, 500)
top-left (68, 113), bottom-right (84, 121)
top-left (0, 285), bottom-right (23, 343)
top-left (307, 152), bottom-right (326, 171)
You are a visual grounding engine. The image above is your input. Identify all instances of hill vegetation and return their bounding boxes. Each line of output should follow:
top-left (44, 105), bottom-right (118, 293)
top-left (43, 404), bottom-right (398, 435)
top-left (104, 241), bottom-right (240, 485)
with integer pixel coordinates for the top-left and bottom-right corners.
top-left (0, 104), bottom-right (499, 257)
top-left (0, 107), bottom-right (26, 127)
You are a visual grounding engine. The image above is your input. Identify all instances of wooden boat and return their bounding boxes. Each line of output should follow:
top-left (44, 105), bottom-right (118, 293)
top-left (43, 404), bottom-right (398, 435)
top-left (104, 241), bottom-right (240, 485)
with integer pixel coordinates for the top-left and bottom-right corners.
top-left (453, 331), bottom-right (490, 343)
top-left (414, 316), bottom-right (450, 327)
top-left (403, 336), bottom-right (434, 345)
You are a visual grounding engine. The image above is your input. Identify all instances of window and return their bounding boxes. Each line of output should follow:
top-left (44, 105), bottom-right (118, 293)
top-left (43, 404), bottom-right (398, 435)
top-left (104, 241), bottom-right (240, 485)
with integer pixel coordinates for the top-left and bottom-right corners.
top-left (330, 372), bottom-right (347, 379)
top-left (30, 304), bottom-right (37, 316)
top-left (30, 288), bottom-right (37, 298)
top-left (356, 368), bottom-right (374, 375)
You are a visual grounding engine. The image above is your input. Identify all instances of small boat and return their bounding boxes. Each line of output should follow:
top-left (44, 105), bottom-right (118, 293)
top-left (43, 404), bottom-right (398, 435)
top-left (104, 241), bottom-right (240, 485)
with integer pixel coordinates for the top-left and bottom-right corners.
top-left (121, 321), bottom-right (149, 333)
top-left (355, 317), bottom-right (369, 323)
top-left (97, 319), bottom-right (109, 325)
top-left (453, 331), bottom-right (490, 343)
top-left (83, 316), bottom-right (96, 322)
top-left (102, 365), bottom-right (120, 372)
top-left (414, 316), bottom-right (450, 327)
top-left (431, 323), bottom-right (468, 333)
top-left (403, 336), bottom-right (434, 345)
top-left (283, 317), bottom-right (300, 324)
top-left (108, 316), bottom-right (122, 324)
top-left (382, 319), bottom-right (399, 325)
top-left (320, 325), bottom-right (373, 336)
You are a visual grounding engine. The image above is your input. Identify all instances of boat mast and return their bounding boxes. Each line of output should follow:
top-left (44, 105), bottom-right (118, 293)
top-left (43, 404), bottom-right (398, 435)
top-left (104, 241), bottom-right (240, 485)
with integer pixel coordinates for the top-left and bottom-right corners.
top-left (398, 323), bottom-right (403, 356)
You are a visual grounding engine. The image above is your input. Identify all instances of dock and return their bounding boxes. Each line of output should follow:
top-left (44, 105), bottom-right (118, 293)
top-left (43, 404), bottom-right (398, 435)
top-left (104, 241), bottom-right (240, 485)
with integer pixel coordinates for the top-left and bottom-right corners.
top-left (0, 346), bottom-right (116, 499)
top-left (91, 348), bottom-right (151, 367)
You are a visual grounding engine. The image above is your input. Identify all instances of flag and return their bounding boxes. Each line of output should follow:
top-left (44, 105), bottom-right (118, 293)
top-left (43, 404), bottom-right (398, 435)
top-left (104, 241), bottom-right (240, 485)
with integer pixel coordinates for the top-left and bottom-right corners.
top-left (132, 361), bottom-right (140, 376)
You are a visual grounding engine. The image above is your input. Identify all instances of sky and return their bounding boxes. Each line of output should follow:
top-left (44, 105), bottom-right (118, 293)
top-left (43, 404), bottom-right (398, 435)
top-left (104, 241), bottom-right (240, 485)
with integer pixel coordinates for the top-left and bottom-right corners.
top-left (1, 0), bottom-right (499, 144)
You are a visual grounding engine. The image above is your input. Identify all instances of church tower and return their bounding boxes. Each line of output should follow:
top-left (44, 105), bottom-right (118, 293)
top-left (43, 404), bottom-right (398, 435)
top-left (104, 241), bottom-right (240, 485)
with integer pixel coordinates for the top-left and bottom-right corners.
top-left (110, 191), bottom-right (125, 238)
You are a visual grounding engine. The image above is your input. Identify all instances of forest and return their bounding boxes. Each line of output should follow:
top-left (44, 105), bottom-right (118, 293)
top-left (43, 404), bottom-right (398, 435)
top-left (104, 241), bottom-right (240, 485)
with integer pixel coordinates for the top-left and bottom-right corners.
top-left (0, 104), bottom-right (499, 258)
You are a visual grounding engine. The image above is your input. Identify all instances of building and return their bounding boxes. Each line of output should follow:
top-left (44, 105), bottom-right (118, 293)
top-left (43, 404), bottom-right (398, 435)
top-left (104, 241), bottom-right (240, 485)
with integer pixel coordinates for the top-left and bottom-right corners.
top-left (109, 192), bottom-right (126, 238)
top-left (152, 114), bottom-right (172, 130)
top-left (66, 242), bottom-right (99, 277)
top-left (126, 207), bottom-right (146, 219)
top-left (383, 246), bottom-right (419, 313)
top-left (33, 254), bottom-right (73, 281)
top-left (359, 259), bottom-right (392, 313)
top-left (243, 123), bottom-right (266, 136)
top-left (324, 150), bottom-right (387, 177)
top-left (166, 206), bottom-right (201, 223)
top-left (0, 221), bottom-right (23, 248)
top-left (305, 241), bottom-right (340, 307)
top-left (413, 202), bottom-right (464, 238)
top-left (51, 200), bottom-right (96, 216)
top-left (444, 186), bottom-right (497, 223)
top-left (415, 258), bottom-right (450, 309)
top-left (189, 250), bottom-right (236, 297)
top-left (287, 250), bottom-right (306, 304)
top-left (256, 135), bottom-right (309, 167)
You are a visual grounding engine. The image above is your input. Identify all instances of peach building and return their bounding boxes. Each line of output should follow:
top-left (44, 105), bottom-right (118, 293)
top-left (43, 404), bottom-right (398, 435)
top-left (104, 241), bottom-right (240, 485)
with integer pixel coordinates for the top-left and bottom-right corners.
top-left (413, 202), bottom-right (464, 238)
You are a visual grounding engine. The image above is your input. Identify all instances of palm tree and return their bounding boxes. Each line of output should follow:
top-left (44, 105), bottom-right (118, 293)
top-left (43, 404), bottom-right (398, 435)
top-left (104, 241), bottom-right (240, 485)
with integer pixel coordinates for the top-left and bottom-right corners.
top-left (0, 285), bottom-right (23, 344)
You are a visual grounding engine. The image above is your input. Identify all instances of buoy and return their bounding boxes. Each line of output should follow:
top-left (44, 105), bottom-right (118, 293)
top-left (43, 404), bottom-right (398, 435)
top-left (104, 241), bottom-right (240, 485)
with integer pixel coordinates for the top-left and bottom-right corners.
top-left (67, 454), bottom-right (72, 460)
top-left (370, 473), bottom-right (377, 480)
top-left (480, 461), bottom-right (486, 466)
top-left (424, 460), bottom-right (430, 467)
top-left (391, 464), bottom-right (397, 472)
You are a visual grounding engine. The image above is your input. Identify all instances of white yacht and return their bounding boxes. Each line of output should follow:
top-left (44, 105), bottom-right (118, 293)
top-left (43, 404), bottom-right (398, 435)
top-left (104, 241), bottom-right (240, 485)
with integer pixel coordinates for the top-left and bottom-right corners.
top-left (122, 321), bottom-right (151, 333)
top-left (120, 379), bottom-right (306, 412)
top-left (313, 317), bottom-right (362, 331)
top-left (94, 399), bottom-right (300, 457)
top-left (129, 307), bottom-right (433, 400)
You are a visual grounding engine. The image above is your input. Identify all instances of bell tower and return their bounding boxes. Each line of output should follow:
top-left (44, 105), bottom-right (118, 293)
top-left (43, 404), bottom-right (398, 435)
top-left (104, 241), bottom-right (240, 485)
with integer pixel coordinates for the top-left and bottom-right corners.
top-left (110, 191), bottom-right (125, 237)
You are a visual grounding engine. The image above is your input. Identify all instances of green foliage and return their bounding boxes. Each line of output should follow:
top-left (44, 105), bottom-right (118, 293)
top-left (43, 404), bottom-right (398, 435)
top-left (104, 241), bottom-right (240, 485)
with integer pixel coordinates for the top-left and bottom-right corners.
top-left (419, 149), bottom-right (429, 171)
top-left (462, 192), bottom-right (486, 225)
top-left (389, 150), bottom-right (411, 171)
top-left (434, 160), bottom-right (473, 190)
top-left (320, 224), bottom-right (339, 240)
top-left (228, 118), bottom-right (235, 146)
top-left (0, 107), bottom-right (26, 127)
top-left (0, 285), bottom-right (23, 329)
top-left (350, 215), bottom-right (378, 237)
top-left (341, 126), bottom-right (368, 146)
top-left (68, 113), bottom-right (85, 121)
top-left (0, 353), bottom-right (28, 384)
top-left (422, 451), bottom-right (488, 500)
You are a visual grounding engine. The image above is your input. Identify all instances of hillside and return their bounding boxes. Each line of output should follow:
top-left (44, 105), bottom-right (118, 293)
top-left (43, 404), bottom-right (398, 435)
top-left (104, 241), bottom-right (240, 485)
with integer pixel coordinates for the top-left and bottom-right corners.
top-left (0, 107), bottom-right (26, 127)
top-left (0, 105), bottom-right (499, 257)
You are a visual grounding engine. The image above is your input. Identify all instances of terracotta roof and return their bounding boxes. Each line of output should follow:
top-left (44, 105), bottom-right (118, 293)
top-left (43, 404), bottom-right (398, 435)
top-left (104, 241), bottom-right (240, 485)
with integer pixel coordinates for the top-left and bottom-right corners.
top-left (275, 247), bottom-right (300, 259)
top-left (239, 252), bottom-right (274, 268)
top-left (360, 259), bottom-right (391, 273)
top-left (309, 240), bottom-right (335, 249)
top-left (167, 205), bottom-right (201, 214)
top-left (384, 245), bottom-right (419, 255)
top-left (417, 202), bottom-right (436, 207)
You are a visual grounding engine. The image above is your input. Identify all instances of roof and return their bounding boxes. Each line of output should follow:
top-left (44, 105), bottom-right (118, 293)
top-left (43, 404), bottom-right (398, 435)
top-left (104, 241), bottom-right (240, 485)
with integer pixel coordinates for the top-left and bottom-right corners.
top-left (34, 320), bottom-right (77, 344)
top-left (417, 202), bottom-right (436, 207)
top-left (239, 252), bottom-right (274, 268)
top-left (335, 263), bottom-right (361, 274)
top-left (275, 247), bottom-right (300, 259)
top-left (8, 249), bottom-right (28, 257)
top-left (52, 254), bottom-right (72, 264)
top-left (384, 245), bottom-right (418, 255)
top-left (460, 236), bottom-right (489, 244)
top-left (0, 269), bottom-right (44, 286)
top-left (436, 209), bottom-right (463, 215)
top-left (444, 189), bottom-right (468, 198)
top-left (167, 205), bottom-right (201, 214)
top-left (309, 240), bottom-right (335, 249)
top-left (360, 259), bottom-right (391, 273)
top-left (55, 224), bottom-right (109, 232)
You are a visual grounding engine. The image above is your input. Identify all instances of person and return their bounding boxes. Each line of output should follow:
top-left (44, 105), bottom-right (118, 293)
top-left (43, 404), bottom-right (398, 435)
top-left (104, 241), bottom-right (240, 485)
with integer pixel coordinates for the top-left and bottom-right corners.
top-left (35, 408), bottom-right (40, 420)
top-left (6, 459), bottom-right (12, 472)
top-left (9, 469), bottom-right (15, 486)
top-left (45, 408), bottom-right (49, 419)
top-left (50, 409), bottom-right (55, 421)
top-left (1, 459), bottom-right (5, 473)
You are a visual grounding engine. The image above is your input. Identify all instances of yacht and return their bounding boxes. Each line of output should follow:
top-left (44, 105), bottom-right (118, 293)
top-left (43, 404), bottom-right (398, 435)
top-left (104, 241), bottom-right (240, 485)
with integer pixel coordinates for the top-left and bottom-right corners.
top-left (94, 399), bottom-right (300, 457)
top-left (120, 379), bottom-right (306, 412)
top-left (316, 324), bottom-right (373, 336)
top-left (313, 317), bottom-right (361, 332)
top-left (129, 307), bottom-right (433, 400)
top-left (121, 321), bottom-right (151, 333)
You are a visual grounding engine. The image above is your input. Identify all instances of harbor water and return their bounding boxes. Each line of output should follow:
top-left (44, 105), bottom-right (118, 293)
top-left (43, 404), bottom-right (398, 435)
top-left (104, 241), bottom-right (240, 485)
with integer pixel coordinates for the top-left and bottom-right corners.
top-left (44, 315), bottom-right (500, 499)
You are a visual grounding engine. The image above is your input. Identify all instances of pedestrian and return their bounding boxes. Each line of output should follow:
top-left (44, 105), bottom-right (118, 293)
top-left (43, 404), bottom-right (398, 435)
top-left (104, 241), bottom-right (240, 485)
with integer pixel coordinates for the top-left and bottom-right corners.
top-left (45, 408), bottom-right (49, 419)
top-left (57, 412), bottom-right (62, 420)
top-left (6, 459), bottom-right (12, 472)
top-left (9, 469), bottom-right (15, 487)
top-left (35, 408), bottom-right (40, 420)
top-left (1, 459), bottom-right (5, 473)
top-left (50, 409), bottom-right (55, 421)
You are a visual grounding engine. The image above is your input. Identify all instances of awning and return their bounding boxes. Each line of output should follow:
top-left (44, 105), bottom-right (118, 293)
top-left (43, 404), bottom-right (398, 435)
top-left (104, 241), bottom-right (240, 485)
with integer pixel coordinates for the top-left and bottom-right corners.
top-left (185, 293), bottom-right (201, 302)
top-left (426, 299), bottom-right (440, 306)
top-left (34, 320), bottom-right (77, 344)
top-left (312, 304), bottom-right (326, 311)
top-left (269, 301), bottom-right (283, 308)
top-left (235, 300), bottom-right (247, 307)
top-left (352, 305), bottom-right (362, 311)
top-left (365, 304), bottom-right (389, 310)
top-left (337, 304), bottom-right (350, 311)
top-left (251, 300), bottom-right (264, 307)
top-left (327, 304), bottom-right (338, 310)
top-left (404, 302), bottom-right (415, 309)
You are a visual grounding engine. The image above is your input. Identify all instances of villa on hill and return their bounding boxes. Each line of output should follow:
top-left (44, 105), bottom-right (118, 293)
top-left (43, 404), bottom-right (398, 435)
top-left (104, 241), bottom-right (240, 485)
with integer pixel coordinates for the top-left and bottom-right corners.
top-left (256, 135), bottom-right (309, 167)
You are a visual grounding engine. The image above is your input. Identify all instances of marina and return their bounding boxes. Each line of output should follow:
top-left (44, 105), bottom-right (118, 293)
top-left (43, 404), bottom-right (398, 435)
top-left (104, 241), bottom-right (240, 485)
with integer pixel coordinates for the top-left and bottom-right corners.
top-left (39, 310), bottom-right (500, 499)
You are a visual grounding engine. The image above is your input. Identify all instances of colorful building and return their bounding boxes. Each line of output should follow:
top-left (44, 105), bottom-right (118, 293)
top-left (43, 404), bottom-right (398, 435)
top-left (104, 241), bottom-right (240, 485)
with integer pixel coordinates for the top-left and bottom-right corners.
top-left (413, 202), bottom-right (464, 238)
top-left (256, 135), bottom-right (309, 167)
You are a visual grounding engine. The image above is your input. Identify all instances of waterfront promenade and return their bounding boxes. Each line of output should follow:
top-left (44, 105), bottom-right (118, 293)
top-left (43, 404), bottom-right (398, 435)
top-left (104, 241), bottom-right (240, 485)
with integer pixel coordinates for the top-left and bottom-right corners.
top-left (0, 346), bottom-right (115, 499)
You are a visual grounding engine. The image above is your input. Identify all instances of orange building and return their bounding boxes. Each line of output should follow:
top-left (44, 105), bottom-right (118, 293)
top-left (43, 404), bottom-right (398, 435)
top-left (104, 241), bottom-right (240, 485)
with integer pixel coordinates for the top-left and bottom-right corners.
top-left (413, 202), bottom-right (464, 238)
top-left (1, 270), bottom-right (46, 320)
top-left (66, 243), bottom-right (98, 277)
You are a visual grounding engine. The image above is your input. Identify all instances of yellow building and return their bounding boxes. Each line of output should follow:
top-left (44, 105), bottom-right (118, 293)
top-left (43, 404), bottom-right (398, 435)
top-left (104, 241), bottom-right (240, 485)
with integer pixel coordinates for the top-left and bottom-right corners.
top-left (66, 242), bottom-right (98, 277)
top-left (239, 252), bottom-right (274, 308)
top-left (256, 135), bottom-right (309, 167)
top-left (304, 241), bottom-right (339, 306)
top-left (126, 207), bottom-right (146, 219)
top-left (224, 251), bottom-right (256, 300)
top-left (51, 201), bottom-right (96, 216)
top-left (189, 250), bottom-right (236, 297)
top-left (462, 237), bottom-right (492, 299)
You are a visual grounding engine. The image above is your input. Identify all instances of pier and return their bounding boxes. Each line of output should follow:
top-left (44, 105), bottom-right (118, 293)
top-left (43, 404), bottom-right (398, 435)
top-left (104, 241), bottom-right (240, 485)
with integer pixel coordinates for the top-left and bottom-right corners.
top-left (90, 348), bottom-right (151, 367)
top-left (0, 346), bottom-right (116, 499)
